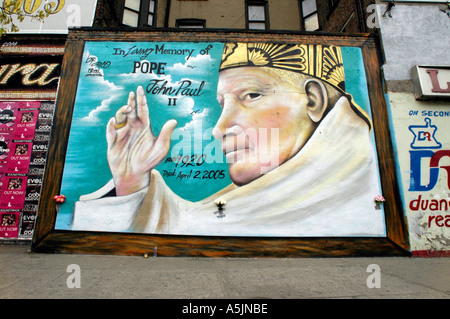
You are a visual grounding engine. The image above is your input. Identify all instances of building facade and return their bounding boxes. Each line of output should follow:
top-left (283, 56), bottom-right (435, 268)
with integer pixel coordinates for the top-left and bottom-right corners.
top-left (94, 0), bottom-right (318, 31)
top-left (371, 0), bottom-right (449, 256)
top-left (1, 0), bottom-right (449, 257)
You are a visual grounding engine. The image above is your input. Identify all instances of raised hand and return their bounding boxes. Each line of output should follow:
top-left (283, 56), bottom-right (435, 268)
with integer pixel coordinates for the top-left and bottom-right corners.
top-left (106, 86), bottom-right (177, 196)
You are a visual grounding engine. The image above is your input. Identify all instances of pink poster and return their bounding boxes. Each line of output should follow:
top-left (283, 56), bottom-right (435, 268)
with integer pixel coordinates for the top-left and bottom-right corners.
top-left (0, 163), bottom-right (6, 192)
top-left (0, 175), bottom-right (27, 210)
top-left (0, 101), bottom-right (17, 131)
top-left (13, 102), bottom-right (40, 140)
top-left (6, 142), bottom-right (33, 174)
top-left (0, 212), bottom-right (20, 238)
top-left (0, 130), bottom-right (13, 165)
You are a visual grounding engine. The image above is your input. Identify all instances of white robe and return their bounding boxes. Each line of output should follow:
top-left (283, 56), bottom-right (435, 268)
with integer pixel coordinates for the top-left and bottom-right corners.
top-left (71, 97), bottom-right (386, 237)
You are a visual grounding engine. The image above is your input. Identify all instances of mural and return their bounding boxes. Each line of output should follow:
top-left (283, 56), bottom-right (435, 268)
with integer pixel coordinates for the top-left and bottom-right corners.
top-left (55, 41), bottom-right (386, 238)
top-left (388, 92), bottom-right (450, 255)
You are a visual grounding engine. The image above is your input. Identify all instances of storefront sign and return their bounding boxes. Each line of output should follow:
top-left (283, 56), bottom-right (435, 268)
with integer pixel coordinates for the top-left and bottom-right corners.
top-left (411, 65), bottom-right (450, 100)
top-left (0, 59), bottom-right (60, 88)
top-left (388, 92), bottom-right (450, 256)
top-left (0, 39), bottom-right (64, 100)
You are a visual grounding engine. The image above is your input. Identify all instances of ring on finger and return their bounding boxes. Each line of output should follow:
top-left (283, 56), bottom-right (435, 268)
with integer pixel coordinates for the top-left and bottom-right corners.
top-left (114, 119), bottom-right (127, 130)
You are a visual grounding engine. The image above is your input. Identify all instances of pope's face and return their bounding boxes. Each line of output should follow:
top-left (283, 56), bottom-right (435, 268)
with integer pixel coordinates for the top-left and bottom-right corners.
top-left (213, 67), bottom-right (316, 186)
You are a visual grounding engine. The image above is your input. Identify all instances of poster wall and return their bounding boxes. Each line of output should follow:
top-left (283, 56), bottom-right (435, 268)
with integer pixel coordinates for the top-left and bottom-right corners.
top-left (0, 38), bottom-right (63, 240)
top-left (54, 40), bottom-right (388, 238)
top-left (389, 92), bottom-right (450, 256)
top-left (0, 100), bottom-right (55, 239)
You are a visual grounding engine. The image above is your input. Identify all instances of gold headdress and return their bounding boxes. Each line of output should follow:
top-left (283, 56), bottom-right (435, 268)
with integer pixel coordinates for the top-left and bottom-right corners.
top-left (219, 43), bottom-right (371, 129)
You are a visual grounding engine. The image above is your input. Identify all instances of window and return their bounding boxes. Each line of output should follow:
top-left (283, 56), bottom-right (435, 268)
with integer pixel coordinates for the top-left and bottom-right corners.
top-left (301, 0), bottom-right (319, 31)
top-left (246, 1), bottom-right (268, 30)
top-left (122, 0), bottom-right (156, 27)
top-left (176, 19), bottom-right (206, 29)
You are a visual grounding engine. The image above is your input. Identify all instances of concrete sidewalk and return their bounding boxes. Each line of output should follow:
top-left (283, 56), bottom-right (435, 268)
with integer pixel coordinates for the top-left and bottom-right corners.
top-left (0, 244), bottom-right (449, 299)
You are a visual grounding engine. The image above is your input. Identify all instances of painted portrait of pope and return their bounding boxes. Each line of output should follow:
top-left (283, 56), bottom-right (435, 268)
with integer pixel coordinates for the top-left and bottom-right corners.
top-left (69, 42), bottom-right (386, 237)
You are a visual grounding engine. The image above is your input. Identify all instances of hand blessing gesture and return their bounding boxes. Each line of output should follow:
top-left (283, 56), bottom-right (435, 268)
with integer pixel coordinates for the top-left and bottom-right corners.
top-left (106, 86), bottom-right (177, 196)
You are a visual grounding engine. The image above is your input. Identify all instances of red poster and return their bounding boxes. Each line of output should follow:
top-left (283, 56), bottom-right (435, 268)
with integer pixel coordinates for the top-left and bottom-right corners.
top-left (0, 175), bottom-right (27, 210)
top-left (0, 101), bottom-right (17, 131)
top-left (0, 212), bottom-right (20, 238)
top-left (0, 130), bottom-right (13, 165)
top-left (6, 142), bottom-right (33, 174)
top-left (13, 102), bottom-right (40, 140)
top-left (0, 162), bottom-right (6, 192)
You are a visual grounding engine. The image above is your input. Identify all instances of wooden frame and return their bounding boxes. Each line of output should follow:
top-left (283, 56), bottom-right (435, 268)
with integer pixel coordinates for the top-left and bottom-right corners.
top-left (31, 28), bottom-right (410, 257)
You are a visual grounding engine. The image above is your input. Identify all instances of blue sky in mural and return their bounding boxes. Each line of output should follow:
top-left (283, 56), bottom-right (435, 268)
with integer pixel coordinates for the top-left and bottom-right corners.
top-left (341, 46), bottom-right (372, 115)
top-left (55, 43), bottom-right (375, 230)
top-left (56, 42), bottom-right (228, 229)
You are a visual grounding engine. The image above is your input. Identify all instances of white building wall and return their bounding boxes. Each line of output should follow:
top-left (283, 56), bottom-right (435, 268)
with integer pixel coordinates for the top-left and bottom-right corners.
top-left (375, 1), bottom-right (450, 256)
top-left (375, 1), bottom-right (450, 81)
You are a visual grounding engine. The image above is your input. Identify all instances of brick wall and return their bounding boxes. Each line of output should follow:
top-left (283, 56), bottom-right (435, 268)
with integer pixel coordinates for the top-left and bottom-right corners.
top-left (317, 0), bottom-right (375, 33)
top-left (92, 0), bottom-right (378, 33)
top-left (93, 0), bottom-right (123, 27)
